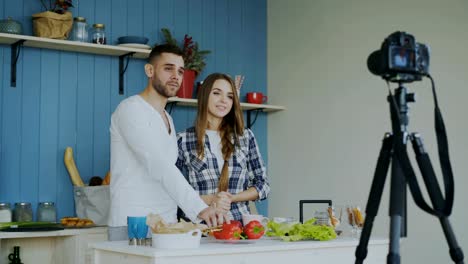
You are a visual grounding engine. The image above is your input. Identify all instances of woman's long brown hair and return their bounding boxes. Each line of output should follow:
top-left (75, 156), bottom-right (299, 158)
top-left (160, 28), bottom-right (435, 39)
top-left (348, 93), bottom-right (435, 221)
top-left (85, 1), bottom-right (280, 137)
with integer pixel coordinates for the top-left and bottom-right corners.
top-left (195, 73), bottom-right (244, 192)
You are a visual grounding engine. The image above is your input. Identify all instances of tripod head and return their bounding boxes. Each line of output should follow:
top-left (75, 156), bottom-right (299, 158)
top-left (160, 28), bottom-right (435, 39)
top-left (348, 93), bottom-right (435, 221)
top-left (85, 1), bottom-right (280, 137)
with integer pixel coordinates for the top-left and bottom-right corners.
top-left (388, 83), bottom-right (416, 143)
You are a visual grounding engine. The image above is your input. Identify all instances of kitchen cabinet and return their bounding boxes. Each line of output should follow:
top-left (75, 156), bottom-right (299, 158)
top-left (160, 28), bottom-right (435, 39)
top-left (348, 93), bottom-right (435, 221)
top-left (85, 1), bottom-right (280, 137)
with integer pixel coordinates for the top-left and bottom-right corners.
top-left (0, 226), bottom-right (107, 264)
top-left (92, 236), bottom-right (388, 264)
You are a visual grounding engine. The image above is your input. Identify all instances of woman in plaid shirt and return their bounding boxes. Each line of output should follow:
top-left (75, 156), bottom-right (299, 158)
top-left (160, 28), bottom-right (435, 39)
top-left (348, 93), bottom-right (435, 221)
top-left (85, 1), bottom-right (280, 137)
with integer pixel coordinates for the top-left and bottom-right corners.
top-left (176, 73), bottom-right (270, 222)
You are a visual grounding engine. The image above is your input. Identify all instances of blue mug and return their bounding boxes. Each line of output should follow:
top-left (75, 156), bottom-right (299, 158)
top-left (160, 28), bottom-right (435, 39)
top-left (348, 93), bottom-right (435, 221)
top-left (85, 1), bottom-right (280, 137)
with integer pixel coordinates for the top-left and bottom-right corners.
top-left (127, 216), bottom-right (148, 239)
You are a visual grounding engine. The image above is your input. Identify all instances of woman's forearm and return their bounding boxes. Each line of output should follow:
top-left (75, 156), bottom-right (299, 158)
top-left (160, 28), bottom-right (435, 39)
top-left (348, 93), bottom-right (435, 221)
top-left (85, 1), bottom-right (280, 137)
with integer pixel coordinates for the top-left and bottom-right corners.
top-left (231, 187), bottom-right (259, 203)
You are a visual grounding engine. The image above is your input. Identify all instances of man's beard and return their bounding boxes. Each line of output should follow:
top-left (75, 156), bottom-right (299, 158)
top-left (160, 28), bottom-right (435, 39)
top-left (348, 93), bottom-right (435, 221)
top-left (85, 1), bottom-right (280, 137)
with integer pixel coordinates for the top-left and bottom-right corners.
top-left (152, 78), bottom-right (179, 98)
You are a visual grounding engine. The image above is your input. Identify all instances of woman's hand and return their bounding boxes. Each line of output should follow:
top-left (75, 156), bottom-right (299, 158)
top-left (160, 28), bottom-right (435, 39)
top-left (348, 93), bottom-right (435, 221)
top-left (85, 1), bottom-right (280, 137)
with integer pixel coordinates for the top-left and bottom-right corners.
top-left (212, 191), bottom-right (232, 213)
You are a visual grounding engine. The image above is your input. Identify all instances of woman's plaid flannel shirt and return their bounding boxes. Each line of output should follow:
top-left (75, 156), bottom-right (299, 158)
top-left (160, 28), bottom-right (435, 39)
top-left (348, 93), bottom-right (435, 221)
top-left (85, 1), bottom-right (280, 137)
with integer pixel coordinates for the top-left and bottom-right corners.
top-left (176, 127), bottom-right (270, 221)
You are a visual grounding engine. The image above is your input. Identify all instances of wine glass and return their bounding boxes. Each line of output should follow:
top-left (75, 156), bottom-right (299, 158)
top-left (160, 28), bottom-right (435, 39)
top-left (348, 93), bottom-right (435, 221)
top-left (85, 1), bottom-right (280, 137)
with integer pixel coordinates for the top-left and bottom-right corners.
top-left (346, 205), bottom-right (365, 239)
top-left (332, 205), bottom-right (354, 237)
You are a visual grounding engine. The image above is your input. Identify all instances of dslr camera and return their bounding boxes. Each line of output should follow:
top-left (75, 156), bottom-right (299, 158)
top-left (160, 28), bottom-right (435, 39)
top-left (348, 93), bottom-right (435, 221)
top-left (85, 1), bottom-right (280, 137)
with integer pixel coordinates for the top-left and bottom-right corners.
top-left (367, 31), bottom-right (430, 83)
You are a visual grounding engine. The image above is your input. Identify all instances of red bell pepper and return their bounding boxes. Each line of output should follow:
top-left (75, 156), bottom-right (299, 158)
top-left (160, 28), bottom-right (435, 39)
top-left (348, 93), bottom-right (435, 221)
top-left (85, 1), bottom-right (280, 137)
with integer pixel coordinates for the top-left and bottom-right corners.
top-left (243, 220), bottom-right (265, 239)
top-left (213, 222), bottom-right (243, 240)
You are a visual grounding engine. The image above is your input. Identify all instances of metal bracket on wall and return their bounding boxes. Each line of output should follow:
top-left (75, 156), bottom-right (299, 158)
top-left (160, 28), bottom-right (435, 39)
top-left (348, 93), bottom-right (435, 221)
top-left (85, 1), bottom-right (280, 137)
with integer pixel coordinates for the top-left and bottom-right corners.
top-left (165, 101), bottom-right (177, 114)
top-left (246, 109), bottom-right (262, 129)
top-left (10, 39), bottom-right (26, 87)
top-left (119, 52), bottom-right (135, 95)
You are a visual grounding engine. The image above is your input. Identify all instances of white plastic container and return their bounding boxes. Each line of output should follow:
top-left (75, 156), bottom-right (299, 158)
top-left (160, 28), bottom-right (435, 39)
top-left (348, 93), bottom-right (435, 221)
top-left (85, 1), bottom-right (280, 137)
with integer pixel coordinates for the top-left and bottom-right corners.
top-left (152, 229), bottom-right (201, 249)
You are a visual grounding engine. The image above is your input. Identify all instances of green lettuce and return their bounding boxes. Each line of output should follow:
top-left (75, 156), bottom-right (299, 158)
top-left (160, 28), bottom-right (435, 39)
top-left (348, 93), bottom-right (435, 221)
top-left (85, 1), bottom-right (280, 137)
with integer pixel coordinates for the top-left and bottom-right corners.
top-left (266, 218), bottom-right (337, 242)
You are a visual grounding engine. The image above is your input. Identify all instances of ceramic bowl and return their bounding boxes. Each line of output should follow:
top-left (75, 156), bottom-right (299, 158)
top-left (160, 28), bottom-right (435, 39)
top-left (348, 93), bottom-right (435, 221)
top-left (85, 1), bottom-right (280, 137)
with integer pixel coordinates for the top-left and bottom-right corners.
top-left (152, 229), bottom-right (201, 249)
top-left (0, 17), bottom-right (23, 34)
top-left (117, 36), bottom-right (148, 44)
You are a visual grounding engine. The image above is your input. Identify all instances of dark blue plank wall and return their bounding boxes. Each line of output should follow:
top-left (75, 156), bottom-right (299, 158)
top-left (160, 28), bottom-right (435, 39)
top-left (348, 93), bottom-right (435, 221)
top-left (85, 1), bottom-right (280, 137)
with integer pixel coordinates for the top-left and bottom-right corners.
top-left (0, 0), bottom-right (268, 219)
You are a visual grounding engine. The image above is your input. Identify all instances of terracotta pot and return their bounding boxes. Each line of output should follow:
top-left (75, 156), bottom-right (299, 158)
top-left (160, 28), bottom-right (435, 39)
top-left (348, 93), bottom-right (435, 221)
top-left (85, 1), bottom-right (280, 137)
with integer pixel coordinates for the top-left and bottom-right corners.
top-left (177, 69), bottom-right (197, 98)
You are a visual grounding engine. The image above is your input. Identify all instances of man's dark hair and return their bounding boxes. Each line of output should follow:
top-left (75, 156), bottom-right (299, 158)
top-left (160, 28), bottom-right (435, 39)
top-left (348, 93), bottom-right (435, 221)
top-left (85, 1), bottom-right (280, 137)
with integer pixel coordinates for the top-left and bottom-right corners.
top-left (148, 44), bottom-right (184, 64)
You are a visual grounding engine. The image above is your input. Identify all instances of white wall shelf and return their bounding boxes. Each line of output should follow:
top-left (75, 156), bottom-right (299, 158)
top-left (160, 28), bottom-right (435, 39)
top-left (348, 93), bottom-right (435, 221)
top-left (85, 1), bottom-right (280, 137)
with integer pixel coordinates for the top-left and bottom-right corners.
top-left (0, 33), bottom-right (286, 128)
top-left (167, 97), bottom-right (286, 128)
top-left (0, 32), bottom-right (150, 94)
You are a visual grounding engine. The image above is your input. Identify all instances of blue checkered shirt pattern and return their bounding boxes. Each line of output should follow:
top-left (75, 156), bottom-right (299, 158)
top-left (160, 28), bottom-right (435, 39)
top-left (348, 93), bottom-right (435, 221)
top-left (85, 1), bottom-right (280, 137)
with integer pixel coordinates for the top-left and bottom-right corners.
top-left (176, 127), bottom-right (270, 221)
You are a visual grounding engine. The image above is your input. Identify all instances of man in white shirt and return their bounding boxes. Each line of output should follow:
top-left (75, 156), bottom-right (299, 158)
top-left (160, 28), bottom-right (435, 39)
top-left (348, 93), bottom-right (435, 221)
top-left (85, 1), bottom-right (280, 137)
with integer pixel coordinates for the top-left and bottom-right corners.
top-left (108, 44), bottom-right (229, 241)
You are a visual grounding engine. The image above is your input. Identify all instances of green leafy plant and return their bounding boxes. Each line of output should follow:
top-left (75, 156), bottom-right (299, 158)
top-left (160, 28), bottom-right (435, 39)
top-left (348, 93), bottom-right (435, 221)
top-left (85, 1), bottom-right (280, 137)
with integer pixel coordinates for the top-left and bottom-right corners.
top-left (40, 0), bottom-right (73, 14)
top-left (161, 28), bottom-right (211, 74)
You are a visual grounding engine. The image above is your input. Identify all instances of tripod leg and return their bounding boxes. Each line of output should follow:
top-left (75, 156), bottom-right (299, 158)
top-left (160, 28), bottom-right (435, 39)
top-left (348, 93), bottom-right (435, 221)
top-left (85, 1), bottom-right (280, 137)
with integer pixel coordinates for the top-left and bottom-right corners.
top-left (387, 138), bottom-right (410, 264)
top-left (355, 133), bottom-right (393, 264)
top-left (411, 134), bottom-right (465, 263)
top-left (440, 218), bottom-right (465, 264)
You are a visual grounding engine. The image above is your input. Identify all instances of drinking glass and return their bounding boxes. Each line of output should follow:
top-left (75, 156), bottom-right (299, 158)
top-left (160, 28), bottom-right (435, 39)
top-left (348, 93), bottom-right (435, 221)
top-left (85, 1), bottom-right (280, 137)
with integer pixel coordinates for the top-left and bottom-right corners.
top-left (332, 204), bottom-right (361, 238)
top-left (345, 205), bottom-right (365, 238)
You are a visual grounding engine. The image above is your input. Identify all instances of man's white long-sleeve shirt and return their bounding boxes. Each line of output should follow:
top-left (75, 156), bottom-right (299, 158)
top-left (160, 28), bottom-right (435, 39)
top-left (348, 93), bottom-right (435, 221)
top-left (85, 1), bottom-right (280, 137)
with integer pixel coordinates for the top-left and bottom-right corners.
top-left (109, 95), bottom-right (207, 227)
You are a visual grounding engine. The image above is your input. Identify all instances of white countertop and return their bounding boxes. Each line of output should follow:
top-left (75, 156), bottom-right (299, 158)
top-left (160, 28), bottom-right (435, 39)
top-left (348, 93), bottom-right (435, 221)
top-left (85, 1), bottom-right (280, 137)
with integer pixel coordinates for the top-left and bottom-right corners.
top-left (91, 236), bottom-right (388, 258)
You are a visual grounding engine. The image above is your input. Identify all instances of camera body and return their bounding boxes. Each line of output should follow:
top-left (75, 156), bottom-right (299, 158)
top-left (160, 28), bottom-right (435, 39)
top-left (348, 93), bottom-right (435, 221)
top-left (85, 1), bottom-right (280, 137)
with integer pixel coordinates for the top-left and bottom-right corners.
top-left (367, 31), bottom-right (430, 83)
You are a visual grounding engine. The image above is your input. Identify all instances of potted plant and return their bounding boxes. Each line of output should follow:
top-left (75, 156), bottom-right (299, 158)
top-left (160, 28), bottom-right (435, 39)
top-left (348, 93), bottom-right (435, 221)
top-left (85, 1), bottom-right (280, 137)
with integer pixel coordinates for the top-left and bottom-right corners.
top-left (161, 28), bottom-right (211, 98)
top-left (32, 0), bottom-right (74, 39)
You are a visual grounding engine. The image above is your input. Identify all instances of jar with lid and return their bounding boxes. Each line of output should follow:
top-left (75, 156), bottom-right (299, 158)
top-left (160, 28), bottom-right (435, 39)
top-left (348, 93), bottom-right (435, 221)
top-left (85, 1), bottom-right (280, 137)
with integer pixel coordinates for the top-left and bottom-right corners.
top-left (37, 202), bottom-right (57, 222)
top-left (91, 23), bottom-right (106, 44)
top-left (0, 202), bottom-right (12, 223)
top-left (13, 202), bottom-right (33, 222)
top-left (70, 17), bottom-right (88, 42)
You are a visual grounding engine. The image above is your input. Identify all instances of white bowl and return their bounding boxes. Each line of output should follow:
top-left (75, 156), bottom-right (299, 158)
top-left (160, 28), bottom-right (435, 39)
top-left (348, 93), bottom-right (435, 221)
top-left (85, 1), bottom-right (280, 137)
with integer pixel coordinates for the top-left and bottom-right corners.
top-left (152, 229), bottom-right (201, 249)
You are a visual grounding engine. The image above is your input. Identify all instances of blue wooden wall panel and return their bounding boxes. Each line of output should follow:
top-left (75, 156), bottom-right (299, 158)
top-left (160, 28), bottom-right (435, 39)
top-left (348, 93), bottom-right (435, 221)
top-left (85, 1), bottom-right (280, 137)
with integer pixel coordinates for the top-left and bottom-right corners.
top-left (76, 54), bottom-right (95, 183)
top-left (214, 0), bottom-right (229, 72)
top-left (143, 0), bottom-right (158, 44)
top-left (0, 0), bottom-right (268, 218)
top-left (93, 56), bottom-right (111, 178)
top-left (38, 51), bottom-right (60, 216)
top-left (201, 0), bottom-right (216, 76)
top-left (56, 52), bottom-right (78, 217)
top-left (19, 48), bottom-right (41, 213)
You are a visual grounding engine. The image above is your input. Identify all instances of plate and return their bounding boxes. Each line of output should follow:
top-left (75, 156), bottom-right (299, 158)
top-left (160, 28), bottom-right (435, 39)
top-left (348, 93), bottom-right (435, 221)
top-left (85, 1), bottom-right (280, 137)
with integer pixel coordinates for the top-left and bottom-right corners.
top-left (211, 238), bottom-right (258, 244)
top-left (61, 224), bottom-right (96, 229)
top-left (118, 43), bottom-right (151, 49)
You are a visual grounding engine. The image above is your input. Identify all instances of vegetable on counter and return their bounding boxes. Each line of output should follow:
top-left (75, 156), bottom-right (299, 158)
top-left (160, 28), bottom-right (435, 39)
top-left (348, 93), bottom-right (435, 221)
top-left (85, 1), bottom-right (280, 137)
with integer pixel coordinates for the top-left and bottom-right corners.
top-left (212, 222), bottom-right (243, 240)
top-left (244, 220), bottom-right (265, 239)
top-left (266, 218), bottom-right (337, 241)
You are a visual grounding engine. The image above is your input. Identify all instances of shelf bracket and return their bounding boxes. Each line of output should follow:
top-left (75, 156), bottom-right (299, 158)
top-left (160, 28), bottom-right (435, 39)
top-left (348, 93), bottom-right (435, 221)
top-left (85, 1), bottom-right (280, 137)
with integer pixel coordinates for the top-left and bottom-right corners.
top-left (119, 52), bottom-right (135, 95)
top-left (165, 101), bottom-right (177, 114)
top-left (246, 109), bottom-right (262, 129)
top-left (11, 39), bottom-right (26, 87)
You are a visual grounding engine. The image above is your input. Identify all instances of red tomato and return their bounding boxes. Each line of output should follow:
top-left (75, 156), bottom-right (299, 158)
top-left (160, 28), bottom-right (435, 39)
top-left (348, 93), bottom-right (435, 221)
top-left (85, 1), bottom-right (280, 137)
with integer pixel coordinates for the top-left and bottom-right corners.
top-left (243, 220), bottom-right (265, 239)
top-left (231, 220), bottom-right (243, 230)
top-left (213, 222), bottom-right (243, 240)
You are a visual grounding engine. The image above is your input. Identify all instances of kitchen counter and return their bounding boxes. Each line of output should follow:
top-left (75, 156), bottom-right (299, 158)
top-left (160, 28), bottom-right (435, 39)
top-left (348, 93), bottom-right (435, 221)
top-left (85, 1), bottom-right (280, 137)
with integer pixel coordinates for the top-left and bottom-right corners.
top-left (92, 236), bottom-right (388, 264)
top-left (0, 226), bottom-right (108, 264)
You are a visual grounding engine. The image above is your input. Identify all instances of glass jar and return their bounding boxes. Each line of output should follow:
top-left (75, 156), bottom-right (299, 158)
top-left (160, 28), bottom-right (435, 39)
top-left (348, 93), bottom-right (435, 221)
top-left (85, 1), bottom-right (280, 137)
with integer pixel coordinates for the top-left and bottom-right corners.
top-left (91, 23), bottom-right (106, 44)
top-left (313, 211), bottom-right (330, 226)
top-left (71, 17), bottom-right (88, 42)
top-left (37, 202), bottom-right (57, 222)
top-left (0, 202), bottom-right (12, 222)
top-left (13, 202), bottom-right (33, 222)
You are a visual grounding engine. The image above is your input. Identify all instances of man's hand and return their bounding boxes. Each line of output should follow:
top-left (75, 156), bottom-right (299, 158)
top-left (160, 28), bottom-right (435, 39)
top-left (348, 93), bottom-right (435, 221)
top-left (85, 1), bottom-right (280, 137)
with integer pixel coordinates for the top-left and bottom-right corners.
top-left (212, 191), bottom-right (232, 213)
top-left (198, 204), bottom-right (230, 227)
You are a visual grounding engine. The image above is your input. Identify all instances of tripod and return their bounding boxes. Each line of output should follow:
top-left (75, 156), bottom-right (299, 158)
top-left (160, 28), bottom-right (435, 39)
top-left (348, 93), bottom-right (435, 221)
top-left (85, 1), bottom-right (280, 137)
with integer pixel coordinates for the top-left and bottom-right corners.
top-left (354, 83), bottom-right (464, 264)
